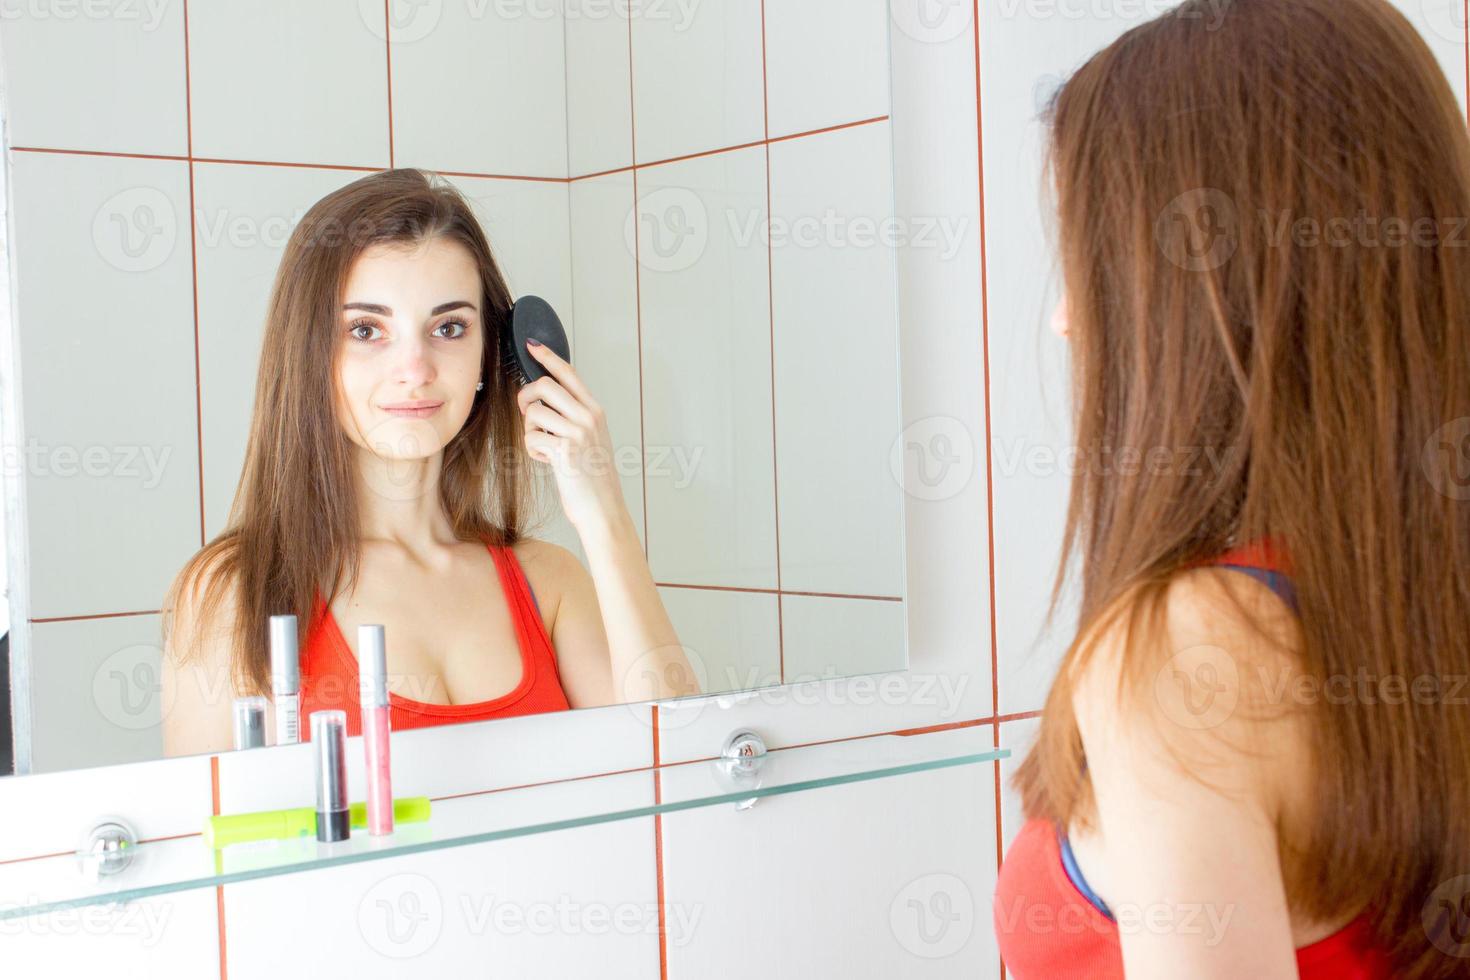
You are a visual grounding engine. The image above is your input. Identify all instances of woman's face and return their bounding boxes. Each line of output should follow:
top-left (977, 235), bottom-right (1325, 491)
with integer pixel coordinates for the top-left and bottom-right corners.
top-left (334, 237), bottom-right (486, 461)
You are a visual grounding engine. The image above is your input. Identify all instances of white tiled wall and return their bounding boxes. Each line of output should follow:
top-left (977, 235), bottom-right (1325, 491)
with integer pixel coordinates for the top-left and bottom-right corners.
top-left (1, 2), bottom-right (1464, 979)
top-left (628, 0), bottom-right (766, 164)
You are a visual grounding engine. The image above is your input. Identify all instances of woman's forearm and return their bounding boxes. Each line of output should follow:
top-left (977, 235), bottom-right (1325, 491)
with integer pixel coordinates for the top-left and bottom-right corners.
top-left (576, 507), bottom-right (700, 703)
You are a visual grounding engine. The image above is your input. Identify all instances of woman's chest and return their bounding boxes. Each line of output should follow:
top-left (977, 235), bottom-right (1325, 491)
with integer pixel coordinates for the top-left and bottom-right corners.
top-left (327, 550), bottom-right (525, 705)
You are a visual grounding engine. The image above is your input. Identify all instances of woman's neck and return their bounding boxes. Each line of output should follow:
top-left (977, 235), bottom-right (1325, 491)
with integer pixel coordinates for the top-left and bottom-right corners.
top-left (351, 444), bottom-right (457, 549)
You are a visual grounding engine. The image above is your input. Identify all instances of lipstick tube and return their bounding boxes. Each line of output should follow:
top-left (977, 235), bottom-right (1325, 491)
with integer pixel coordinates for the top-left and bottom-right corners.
top-left (269, 614), bottom-right (301, 745)
top-left (358, 624), bottom-right (394, 836)
top-left (310, 710), bottom-right (349, 842)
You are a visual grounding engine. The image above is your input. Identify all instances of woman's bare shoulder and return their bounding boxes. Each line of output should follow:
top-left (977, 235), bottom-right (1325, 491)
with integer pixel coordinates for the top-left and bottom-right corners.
top-left (508, 537), bottom-right (582, 629)
top-left (1070, 565), bottom-right (1312, 811)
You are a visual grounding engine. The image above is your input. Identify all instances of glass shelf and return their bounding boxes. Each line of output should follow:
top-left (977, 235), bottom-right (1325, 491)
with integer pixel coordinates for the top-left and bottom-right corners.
top-left (0, 733), bottom-right (1008, 921)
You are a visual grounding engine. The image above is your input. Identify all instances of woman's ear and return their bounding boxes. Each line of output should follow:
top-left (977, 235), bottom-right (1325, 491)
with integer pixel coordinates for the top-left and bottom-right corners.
top-left (1050, 295), bottom-right (1071, 340)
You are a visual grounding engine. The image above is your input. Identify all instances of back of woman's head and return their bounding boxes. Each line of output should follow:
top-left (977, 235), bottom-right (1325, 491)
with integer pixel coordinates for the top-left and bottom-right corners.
top-left (164, 168), bottom-right (536, 699)
top-left (1017, 2), bottom-right (1470, 975)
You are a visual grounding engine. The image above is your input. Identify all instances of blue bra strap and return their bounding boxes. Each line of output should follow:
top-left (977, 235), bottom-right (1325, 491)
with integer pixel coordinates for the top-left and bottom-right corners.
top-left (1056, 562), bottom-right (1295, 926)
top-left (1214, 563), bottom-right (1299, 613)
top-left (1056, 826), bottom-right (1115, 920)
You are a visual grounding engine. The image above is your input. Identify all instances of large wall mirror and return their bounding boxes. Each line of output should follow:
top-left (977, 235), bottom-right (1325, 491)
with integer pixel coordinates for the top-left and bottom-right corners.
top-left (0, 0), bottom-right (904, 774)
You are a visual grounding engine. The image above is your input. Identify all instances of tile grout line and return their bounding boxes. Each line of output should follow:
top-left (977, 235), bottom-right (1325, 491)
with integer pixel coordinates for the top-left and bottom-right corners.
top-left (969, 3), bottom-right (1008, 978)
top-left (627, 10), bottom-right (650, 562)
top-left (28, 583), bottom-right (903, 626)
top-left (7, 117), bottom-right (888, 182)
top-left (626, 14), bottom-right (664, 980)
top-left (211, 754), bottom-right (228, 980)
top-left (652, 704), bottom-right (668, 980)
top-left (383, 0), bottom-right (395, 169)
top-left (187, 11), bottom-right (223, 973)
top-left (758, 0), bottom-right (784, 686)
top-left (183, 0), bottom-right (205, 549)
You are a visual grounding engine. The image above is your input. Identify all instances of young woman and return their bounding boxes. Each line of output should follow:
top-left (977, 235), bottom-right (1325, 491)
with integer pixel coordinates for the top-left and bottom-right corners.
top-left (995, 1), bottom-right (1469, 978)
top-left (161, 169), bottom-right (698, 756)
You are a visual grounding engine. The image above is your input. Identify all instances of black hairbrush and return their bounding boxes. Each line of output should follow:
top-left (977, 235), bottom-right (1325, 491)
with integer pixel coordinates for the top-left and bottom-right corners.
top-left (506, 295), bottom-right (571, 386)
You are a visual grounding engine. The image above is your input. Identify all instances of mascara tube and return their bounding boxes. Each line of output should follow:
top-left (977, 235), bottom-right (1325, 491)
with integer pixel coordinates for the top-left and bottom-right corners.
top-left (269, 614), bottom-right (300, 745)
top-left (311, 710), bottom-right (349, 842)
top-left (358, 624), bottom-right (394, 836)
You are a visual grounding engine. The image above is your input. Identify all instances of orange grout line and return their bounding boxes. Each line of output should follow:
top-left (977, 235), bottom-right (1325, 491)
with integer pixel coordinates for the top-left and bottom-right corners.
top-left (627, 11), bottom-right (651, 559)
top-left (765, 114), bottom-right (890, 145)
top-left (0, 830), bottom-right (206, 867)
top-left (970, 3), bottom-right (1007, 977)
top-left (9, 146), bottom-right (189, 161)
top-left (189, 157), bottom-right (381, 173)
top-left (654, 582), bottom-right (900, 601)
top-left (626, 17), bottom-right (665, 980)
top-left (428, 762), bottom-right (655, 803)
top-left (187, 7), bottom-right (222, 970)
top-left (652, 704), bottom-right (669, 980)
top-left (183, 0), bottom-right (205, 549)
top-left (430, 169), bottom-right (568, 183)
top-left (7, 119), bottom-right (890, 184)
top-left (211, 754), bottom-right (228, 980)
top-left (29, 580), bottom-right (903, 625)
top-left (759, 0), bottom-right (785, 687)
top-left (383, 0), bottom-right (395, 168)
top-left (890, 710), bottom-right (1039, 739)
top-left (31, 609), bottom-right (161, 623)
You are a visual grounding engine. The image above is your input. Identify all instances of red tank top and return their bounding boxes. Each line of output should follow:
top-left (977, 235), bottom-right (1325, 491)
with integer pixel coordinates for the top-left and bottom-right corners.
top-left (994, 539), bottom-right (1394, 978)
top-left (298, 539), bottom-right (572, 737)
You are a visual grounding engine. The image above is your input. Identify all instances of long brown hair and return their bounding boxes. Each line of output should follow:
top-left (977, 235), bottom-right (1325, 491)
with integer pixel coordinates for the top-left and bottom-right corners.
top-left (1011, 1), bottom-right (1470, 975)
top-left (162, 168), bottom-right (539, 697)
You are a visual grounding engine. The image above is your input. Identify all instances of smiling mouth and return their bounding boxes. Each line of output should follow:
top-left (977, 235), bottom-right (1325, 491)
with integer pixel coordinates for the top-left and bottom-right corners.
top-left (380, 402), bottom-right (443, 419)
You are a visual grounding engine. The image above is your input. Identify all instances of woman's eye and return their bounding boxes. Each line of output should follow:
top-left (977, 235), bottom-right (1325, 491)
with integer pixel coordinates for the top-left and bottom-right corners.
top-left (435, 319), bottom-right (469, 340)
top-left (349, 321), bottom-right (382, 342)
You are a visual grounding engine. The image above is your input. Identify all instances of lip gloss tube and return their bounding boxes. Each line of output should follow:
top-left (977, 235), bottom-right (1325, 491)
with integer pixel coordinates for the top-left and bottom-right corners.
top-left (310, 710), bottom-right (349, 842)
top-left (358, 624), bottom-right (394, 836)
top-left (269, 614), bottom-right (300, 745)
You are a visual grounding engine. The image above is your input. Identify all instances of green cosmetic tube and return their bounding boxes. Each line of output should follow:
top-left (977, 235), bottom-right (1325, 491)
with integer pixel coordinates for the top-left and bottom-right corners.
top-left (204, 796), bottom-right (431, 849)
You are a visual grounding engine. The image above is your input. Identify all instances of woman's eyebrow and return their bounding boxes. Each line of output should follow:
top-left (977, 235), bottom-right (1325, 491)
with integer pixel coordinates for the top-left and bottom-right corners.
top-left (341, 300), bottom-right (478, 316)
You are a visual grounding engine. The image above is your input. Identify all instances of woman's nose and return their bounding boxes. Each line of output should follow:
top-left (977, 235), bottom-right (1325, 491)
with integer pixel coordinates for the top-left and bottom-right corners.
top-left (392, 336), bottom-right (436, 386)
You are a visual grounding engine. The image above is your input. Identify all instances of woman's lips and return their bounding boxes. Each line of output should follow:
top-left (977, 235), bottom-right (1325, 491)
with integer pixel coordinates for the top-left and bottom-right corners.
top-left (380, 401), bottom-right (443, 419)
